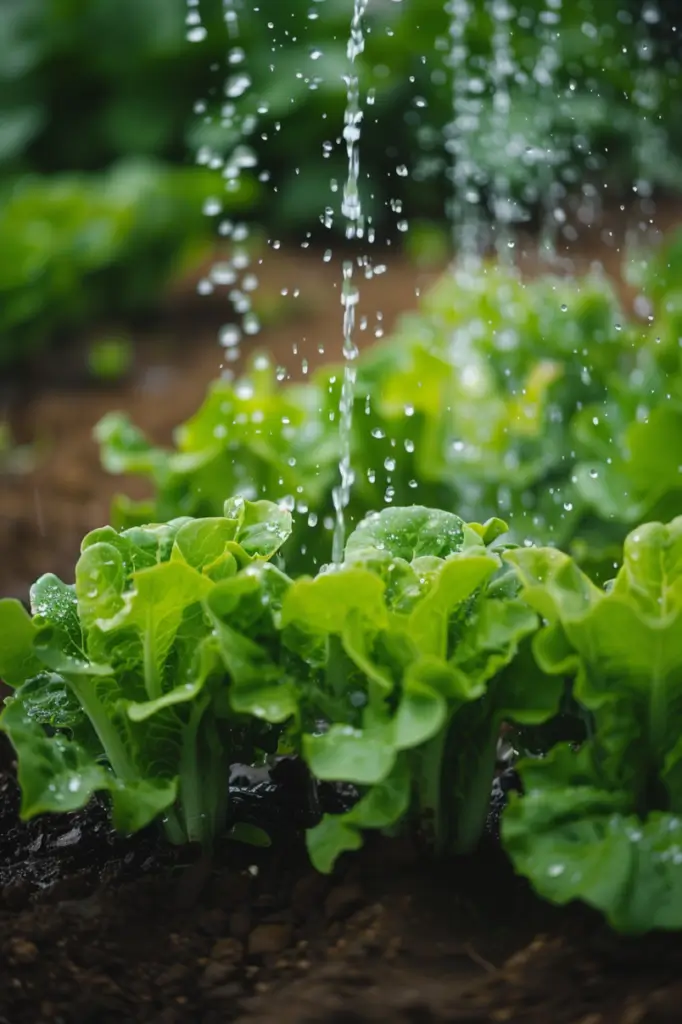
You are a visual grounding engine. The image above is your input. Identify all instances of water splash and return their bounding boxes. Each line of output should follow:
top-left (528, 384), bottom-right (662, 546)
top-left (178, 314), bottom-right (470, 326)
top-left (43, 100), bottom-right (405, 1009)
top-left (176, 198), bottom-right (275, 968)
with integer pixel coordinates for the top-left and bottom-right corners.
top-left (444, 0), bottom-right (482, 266)
top-left (192, 1), bottom-right (262, 372)
top-left (331, 0), bottom-right (370, 564)
top-left (534, 0), bottom-right (563, 265)
top-left (223, 0), bottom-right (239, 38)
top-left (486, 0), bottom-right (516, 260)
top-left (185, 0), bottom-right (207, 43)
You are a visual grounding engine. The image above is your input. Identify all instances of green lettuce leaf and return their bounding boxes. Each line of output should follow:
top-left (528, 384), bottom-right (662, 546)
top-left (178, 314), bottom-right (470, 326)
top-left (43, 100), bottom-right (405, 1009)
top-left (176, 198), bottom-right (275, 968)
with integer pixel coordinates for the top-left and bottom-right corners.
top-left (278, 506), bottom-right (547, 870)
top-left (0, 500), bottom-right (293, 848)
top-left (503, 517), bottom-right (682, 932)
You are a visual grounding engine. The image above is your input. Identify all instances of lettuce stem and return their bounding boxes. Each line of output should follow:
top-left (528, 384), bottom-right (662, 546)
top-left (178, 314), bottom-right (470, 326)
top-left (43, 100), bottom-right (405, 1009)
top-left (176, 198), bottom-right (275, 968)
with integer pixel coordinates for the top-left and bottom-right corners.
top-left (67, 675), bottom-right (136, 783)
top-left (143, 623), bottom-right (162, 701)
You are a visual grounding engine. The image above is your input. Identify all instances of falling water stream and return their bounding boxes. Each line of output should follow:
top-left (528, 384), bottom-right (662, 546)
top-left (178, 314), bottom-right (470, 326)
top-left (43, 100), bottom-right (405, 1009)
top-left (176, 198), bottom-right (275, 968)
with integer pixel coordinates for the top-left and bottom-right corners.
top-left (331, 0), bottom-right (370, 564)
top-left (189, 0), bottom-right (262, 371)
top-left (486, 0), bottom-right (515, 261)
top-left (445, 0), bottom-right (482, 266)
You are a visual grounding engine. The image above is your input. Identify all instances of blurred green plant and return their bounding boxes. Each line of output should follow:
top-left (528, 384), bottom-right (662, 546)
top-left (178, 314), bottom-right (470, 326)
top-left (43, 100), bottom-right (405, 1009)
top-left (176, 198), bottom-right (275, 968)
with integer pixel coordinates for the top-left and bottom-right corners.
top-left (95, 228), bottom-right (682, 579)
top-left (0, 422), bottom-right (36, 475)
top-left (0, 160), bottom-right (254, 368)
top-left (2, 0), bottom-right (681, 364)
top-left (3, 0), bottom-right (682, 234)
top-left (87, 335), bottom-right (134, 382)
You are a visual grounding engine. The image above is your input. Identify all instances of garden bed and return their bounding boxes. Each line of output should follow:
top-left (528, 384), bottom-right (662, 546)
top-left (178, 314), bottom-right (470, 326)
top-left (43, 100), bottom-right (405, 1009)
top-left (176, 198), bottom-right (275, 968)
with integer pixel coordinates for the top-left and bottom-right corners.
top-left (1, 752), bottom-right (682, 1024)
top-left (5, 204), bottom-right (682, 1024)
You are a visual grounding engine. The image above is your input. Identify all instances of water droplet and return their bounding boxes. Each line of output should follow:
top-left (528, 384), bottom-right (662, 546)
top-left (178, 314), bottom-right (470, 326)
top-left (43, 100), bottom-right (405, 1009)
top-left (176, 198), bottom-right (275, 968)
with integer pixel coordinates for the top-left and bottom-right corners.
top-left (225, 74), bottom-right (252, 99)
top-left (219, 325), bottom-right (241, 349)
top-left (243, 312), bottom-right (261, 335)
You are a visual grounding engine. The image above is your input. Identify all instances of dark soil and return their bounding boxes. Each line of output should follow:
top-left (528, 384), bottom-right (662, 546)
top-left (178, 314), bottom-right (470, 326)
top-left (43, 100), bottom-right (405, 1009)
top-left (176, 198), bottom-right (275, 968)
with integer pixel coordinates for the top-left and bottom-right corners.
top-left (1, 750), bottom-right (682, 1024)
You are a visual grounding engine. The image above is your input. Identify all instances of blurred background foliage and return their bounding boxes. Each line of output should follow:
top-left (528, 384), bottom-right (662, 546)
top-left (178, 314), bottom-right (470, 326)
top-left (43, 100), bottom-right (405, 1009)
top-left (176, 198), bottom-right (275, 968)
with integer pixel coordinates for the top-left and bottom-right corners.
top-left (1, 0), bottom-right (681, 366)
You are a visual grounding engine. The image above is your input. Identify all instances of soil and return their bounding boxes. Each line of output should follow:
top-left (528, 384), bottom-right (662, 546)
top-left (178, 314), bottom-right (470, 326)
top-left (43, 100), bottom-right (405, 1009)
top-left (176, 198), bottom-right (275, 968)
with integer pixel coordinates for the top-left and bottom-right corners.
top-left (4, 202), bottom-right (682, 1021)
top-left (1, 749), bottom-right (682, 1024)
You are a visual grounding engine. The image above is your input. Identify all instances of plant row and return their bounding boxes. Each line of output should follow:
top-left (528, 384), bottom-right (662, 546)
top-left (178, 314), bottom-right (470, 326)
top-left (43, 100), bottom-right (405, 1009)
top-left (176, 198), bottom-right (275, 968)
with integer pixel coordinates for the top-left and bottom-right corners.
top-left (1, 499), bottom-right (682, 935)
top-left (99, 229), bottom-right (682, 584)
top-left (0, 160), bottom-right (253, 368)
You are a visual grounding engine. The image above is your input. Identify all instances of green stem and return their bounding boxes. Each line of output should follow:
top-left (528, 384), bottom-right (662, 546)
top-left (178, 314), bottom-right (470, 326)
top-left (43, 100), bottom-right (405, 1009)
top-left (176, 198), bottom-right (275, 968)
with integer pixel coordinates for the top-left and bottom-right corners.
top-left (178, 699), bottom-right (208, 845)
top-left (649, 665), bottom-right (666, 763)
top-left (203, 716), bottom-right (230, 846)
top-left (647, 651), bottom-right (668, 812)
top-left (143, 622), bottom-right (162, 701)
top-left (175, 698), bottom-right (229, 849)
top-left (413, 725), bottom-right (449, 853)
top-left (326, 635), bottom-right (348, 700)
top-left (67, 675), bottom-right (135, 783)
top-left (162, 805), bottom-right (187, 846)
top-left (451, 725), bottom-right (500, 855)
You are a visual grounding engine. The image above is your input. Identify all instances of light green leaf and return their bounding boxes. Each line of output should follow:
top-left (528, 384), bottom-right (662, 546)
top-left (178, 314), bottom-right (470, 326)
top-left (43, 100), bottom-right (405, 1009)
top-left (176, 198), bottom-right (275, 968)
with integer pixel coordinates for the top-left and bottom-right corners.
top-left (171, 518), bottom-right (239, 573)
top-left (127, 636), bottom-right (221, 723)
top-left (306, 815), bottom-right (364, 874)
top-left (0, 599), bottom-right (41, 686)
top-left (393, 675), bottom-right (446, 751)
top-left (76, 542), bottom-right (127, 628)
top-left (503, 744), bottom-right (682, 933)
top-left (223, 496), bottom-right (292, 559)
top-left (345, 506), bottom-right (466, 562)
top-left (30, 574), bottom-right (84, 659)
top-left (408, 552), bottom-right (498, 658)
top-left (0, 694), bottom-right (176, 832)
top-left (306, 757), bottom-right (411, 873)
top-left (228, 822), bottom-right (272, 847)
top-left (303, 721), bottom-right (396, 785)
top-left (281, 568), bottom-right (388, 635)
top-left (99, 560), bottom-right (214, 700)
top-left (205, 575), bottom-right (297, 724)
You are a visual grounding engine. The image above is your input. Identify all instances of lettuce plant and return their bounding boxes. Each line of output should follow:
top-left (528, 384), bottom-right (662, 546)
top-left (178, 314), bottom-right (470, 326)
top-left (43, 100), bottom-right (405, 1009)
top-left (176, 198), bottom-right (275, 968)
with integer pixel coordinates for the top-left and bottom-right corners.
top-left (264, 506), bottom-right (563, 872)
top-left (0, 161), bottom-right (236, 368)
top-left (503, 517), bottom-right (682, 933)
top-left (572, 232), bottom-right (682, 538)
top-left (0, 498), bottom-right (294, 848)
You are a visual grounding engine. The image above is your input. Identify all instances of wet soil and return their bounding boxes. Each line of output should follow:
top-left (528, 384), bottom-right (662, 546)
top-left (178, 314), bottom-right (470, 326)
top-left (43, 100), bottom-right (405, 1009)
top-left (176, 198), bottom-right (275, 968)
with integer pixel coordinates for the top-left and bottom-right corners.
top-left (1, 752), bottom-right (682, 1024)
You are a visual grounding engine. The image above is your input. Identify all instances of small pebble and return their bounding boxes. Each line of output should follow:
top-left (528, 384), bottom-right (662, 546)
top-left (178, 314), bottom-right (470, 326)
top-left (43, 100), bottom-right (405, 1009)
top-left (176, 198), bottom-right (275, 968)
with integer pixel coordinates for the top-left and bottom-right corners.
top-left (324, 883), bottom-right (364, 922)
top-left (155, 963), bottom-right (189, 988)
top-left (197, 908), bottom-right (227, 936)
top-left (200, 961), bottom-right (237, 988)
top-left (229, 909), bottom-right (251, 940)
top-left (291, 872), bottom-right (328, 918)
top-left (205, 982), bottom-right (243, 1001)
top-left (210, 937), bottom-right (243, 962)
top-left (6, 937), bottom-right (39, 964)
top-left (248, 923), bottom-right (293, 956)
